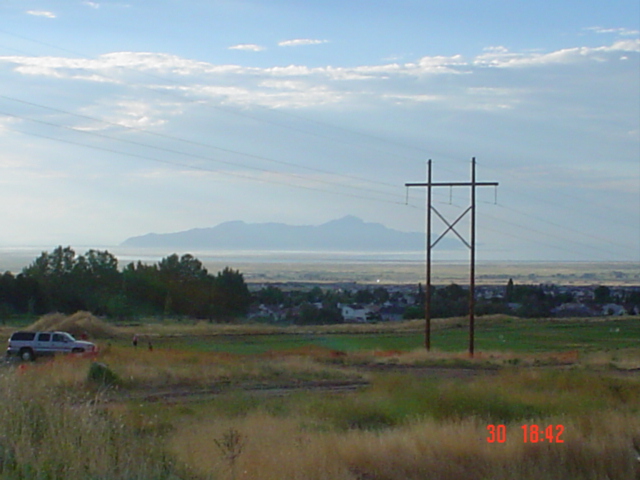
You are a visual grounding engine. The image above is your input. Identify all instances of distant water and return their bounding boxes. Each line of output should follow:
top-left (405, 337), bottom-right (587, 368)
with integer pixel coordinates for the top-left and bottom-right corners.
top-left (3, 246), bottom-right (636, 285)
top-left (0, 246), bottom-right (437, 273)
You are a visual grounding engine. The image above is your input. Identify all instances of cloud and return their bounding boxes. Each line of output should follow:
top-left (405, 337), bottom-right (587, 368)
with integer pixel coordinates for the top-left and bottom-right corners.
top-left (585, 26), bottom-right (640, 37)
top-left (26, 10), bottom-right (56, 18)
top-left (473, 39), bottom-right (640, 68)
top-left (83, 2), bottom-right (101, 8)
top-left (4, 39), bottom-right (635, 84)
top-left (228, 44), bottom-right (266, 52)
top-left (0, 39), bottom-right (637, 114)
top-left (278, 39), bottom-right (328, 47)
top-left (78, 99), bottom-right (184, 130)
top-left (0, 116), bottom-right (22, 135)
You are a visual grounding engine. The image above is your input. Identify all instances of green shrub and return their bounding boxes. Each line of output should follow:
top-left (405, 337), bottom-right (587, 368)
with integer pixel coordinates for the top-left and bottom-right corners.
top-left (325, 398), bottom-right (398, 431)
top-left (87, 362), bottom-right (120, 387)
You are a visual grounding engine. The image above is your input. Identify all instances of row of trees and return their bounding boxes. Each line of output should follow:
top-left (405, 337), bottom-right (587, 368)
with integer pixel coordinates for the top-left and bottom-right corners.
top-left (2, 248), bottom-right (636, 323)
top-left (0, 247), bottom-right (250, 321)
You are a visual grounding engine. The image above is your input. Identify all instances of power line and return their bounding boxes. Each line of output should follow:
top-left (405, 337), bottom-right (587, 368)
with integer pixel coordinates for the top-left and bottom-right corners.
top-left (0, 94), bottom-right (402, 192)
top-left (1, 122), bottom-right (414, 207)
top-left (0, 109), bottom-right (408, 203)
top-left (0, 28), bottom-right (433, 167)
top-left (494, 203), bottom-right (636, 254)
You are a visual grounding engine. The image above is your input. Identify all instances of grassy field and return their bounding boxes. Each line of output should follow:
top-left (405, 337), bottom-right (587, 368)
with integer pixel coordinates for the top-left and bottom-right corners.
top-left (107, 315), bottom-right (640, 355)
top-left (0, 314), bottom-right (639, 479)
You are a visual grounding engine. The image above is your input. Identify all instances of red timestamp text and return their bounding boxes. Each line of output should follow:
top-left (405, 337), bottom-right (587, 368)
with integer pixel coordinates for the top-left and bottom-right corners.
top-left (522, 424), bottom-right (564, 443)
top-left (486, 424), bottom-right (565, 443)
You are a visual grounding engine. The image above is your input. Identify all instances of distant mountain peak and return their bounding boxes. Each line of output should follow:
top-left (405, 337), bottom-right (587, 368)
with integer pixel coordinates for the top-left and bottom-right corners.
top-left (327, 215), bottom-right (364, 224)
top-left (120, 216), bottom-right (457, 251)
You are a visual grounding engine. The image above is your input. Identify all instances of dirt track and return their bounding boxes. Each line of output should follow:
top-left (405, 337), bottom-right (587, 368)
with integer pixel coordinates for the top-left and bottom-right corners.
top-left (103, 365), bottom-right (500, 404)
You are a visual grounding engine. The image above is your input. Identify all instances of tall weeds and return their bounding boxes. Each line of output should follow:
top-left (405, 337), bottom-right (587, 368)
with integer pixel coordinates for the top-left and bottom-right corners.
top-left (0, 369), bottom-right (181, 479)
top-left (168, 370), bottom-right (640, 480)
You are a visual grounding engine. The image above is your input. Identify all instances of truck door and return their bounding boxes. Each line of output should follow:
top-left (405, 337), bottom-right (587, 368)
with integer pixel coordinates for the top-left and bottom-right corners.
top-left (35, 332), bottom-right (52, 354)
top-left (51, 333), bottom-right (71, 353)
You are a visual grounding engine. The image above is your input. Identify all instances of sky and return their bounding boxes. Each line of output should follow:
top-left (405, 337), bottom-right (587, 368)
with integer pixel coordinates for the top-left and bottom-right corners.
top-left (0, 0), bottom-right (638, 262)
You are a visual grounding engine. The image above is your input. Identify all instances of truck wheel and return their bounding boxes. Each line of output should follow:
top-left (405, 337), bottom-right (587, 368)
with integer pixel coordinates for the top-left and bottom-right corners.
top-left (19, 349), bottom-right (35, 362)
top-left (72, 348), bottom-right (84, 354)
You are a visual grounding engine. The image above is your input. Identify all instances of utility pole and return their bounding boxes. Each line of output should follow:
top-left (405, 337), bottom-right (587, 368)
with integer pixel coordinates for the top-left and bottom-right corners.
top-left (405, 158), bottom-right (498, 356)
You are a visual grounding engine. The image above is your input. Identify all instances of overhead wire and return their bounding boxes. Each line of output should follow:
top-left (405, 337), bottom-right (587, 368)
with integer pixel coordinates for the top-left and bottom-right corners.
top-left (0, 28), bottom-right (637, 259)
top-left (0, 108), bottom-right (409, 203)
top-left (0, 95), bottom-right (402, 191)
top-left (0, 116), bottom-right (430, 210)
top-left (0, 28), bottom-right (432, 168)
top-left (493, 203), bottom-right (637, 254)
top-left (1, 120), bottom-right (424, 209)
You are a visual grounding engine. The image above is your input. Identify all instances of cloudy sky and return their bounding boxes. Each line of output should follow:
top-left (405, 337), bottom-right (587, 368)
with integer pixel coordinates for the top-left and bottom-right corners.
top-left (0, 0), bottom-right (638, 262)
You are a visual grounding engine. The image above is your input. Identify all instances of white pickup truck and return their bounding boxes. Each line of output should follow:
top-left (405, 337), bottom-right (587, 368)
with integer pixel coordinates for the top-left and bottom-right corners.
top-left (6, 331), bottom-right (97, 361)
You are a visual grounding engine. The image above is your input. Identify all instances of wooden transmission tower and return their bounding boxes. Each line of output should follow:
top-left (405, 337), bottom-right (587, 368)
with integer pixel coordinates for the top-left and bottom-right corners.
top-left (405, 158), bottom-right (498, 356)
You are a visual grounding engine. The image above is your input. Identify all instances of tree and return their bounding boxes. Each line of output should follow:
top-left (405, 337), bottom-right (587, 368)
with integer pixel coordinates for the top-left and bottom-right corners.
top-left (157, 254), bottom-right (211, 317)
top-left (594, 285), bottom-right (612, 304)
top-left (432, 283), bottom-right (468, 318)
top-left (306, 286), bottom-right (324, 303)
top-left (211, 267), bottom-right (251, 321)
top-left (159, 253), bottom-right (208, 282)
top-left (22, 246), bottom-right (86, 312)
top-left (415, 283), bottom-right (425, 306)
top-left (294, 301), bottom-right (343, 325)
top-left (505, 278), bottom-right (515, 302)
top-left (372, 286), bottom-right (390, 304)
top-left (255, 286), bottom-right (286, 306)
top-left (354, 288), bottom-right (374, 304)
top-left (123, 261), bottom-right (166, 316)
top-left (76, 250), bottom-right (122, 314)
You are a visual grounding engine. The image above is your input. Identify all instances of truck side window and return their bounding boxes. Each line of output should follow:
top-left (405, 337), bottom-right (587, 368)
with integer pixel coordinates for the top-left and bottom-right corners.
top-left (52, 334), bottom-right (64, 342)
top-left (37, 333), bottom-right (51, 342)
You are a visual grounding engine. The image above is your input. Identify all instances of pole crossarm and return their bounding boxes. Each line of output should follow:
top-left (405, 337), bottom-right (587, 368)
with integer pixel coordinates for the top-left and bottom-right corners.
top-left (405, 182), bottom-right (499, 188)
top-left (404, 158), bottom-right (498, 356)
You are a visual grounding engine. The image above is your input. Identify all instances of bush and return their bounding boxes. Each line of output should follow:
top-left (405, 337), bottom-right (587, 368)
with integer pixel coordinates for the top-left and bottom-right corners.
top-left (87, 361), bottom-right (120, 387)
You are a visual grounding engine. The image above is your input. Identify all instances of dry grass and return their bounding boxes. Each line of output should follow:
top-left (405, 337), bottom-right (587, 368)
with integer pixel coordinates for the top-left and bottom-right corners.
top-left (579, 348), bottom-right (640, 371)
top-left (169, 411), bottom-right (640, 480)
top-left (113, 350), bottom-right (358, 390)
top-left (115, 320), bottom-right (428, 337)
top-left (111, 316), bottom-right (492, 337)
top-left (15, 346), bottom-right (363, 393)
top-left (163, 366), bottom-right (640, 480)
top-left (0, 370), bottom-right (178, 479)
top-left (170, 413), bottom-right (353, 480)
top-left (26, 311), bottom-right (118, 338)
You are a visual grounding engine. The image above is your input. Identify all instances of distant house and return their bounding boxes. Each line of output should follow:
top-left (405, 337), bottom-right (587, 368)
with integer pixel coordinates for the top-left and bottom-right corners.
top-left (601, 303), bottom-right (627, 316)
top-left (340, 304), bottom-right (369, 323)
top-left (248, 304), bottom-right (288, 322)
top-left (551, 303), bottom-right (596, 317)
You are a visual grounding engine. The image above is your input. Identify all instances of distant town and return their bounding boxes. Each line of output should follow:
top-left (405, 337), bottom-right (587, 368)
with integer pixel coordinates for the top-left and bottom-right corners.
top-left (248, 281), bottom-right (640, 325)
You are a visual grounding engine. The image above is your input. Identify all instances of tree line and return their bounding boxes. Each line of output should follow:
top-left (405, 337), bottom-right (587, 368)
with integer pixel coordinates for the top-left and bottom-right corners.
top-left (0, 246), bottom-right (250, 321)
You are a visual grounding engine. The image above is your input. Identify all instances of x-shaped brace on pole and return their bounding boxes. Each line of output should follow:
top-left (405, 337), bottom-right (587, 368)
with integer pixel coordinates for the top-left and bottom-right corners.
top-left (430, 205), bottom-right (472, 250)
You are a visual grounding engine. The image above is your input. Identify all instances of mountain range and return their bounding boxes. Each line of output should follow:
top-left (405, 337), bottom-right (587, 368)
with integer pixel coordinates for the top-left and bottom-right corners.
top-left (120, 215), bottom-right (457, 252)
